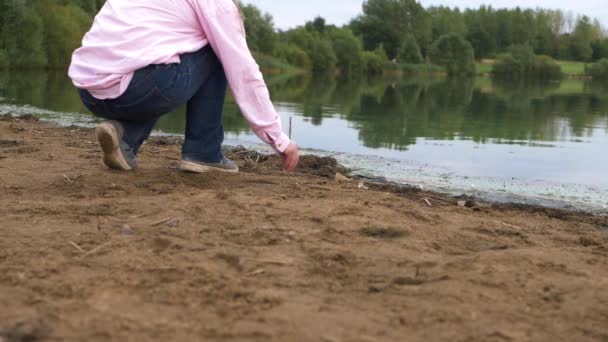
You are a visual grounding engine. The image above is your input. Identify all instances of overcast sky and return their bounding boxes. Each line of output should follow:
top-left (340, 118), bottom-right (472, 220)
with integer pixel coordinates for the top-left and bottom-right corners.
top-left (243, 0), bottom-right (608, 30)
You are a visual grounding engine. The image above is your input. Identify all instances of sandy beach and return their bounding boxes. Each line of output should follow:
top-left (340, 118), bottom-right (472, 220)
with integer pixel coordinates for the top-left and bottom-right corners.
top-left (1, 115), bottom-right (607, 341)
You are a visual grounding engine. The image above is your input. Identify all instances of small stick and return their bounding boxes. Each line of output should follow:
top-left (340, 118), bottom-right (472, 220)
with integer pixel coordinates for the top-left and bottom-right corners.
top-left (289, 116), bottom-right (293, 139)
top-left (69, 241), bottom-right (86, 254)
top-left (248, 268), bottom-right (265, 276)
top-left (150, 217), bottom-right (176, 227)
top-left (84, 241), bottom-right (112, 257)
top-left (423, 198), bottom-right (432, 207)
top-left (320, 237), bottom-right (340, 245)
top-left (494, 220), bottom-right (523, 230)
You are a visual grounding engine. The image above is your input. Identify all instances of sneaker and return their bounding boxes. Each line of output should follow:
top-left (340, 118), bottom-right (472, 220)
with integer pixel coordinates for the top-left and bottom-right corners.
top-left (179, 157), bottom-right (239, 174)
top-left (95, 121), bottom-right (138, 171)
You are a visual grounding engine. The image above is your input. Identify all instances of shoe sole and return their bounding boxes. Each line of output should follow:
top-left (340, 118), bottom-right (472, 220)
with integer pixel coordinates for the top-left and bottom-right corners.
top-left (179, 160), bottom-right (239, 174)
top-left (96, 122), bottom-right (133, 171)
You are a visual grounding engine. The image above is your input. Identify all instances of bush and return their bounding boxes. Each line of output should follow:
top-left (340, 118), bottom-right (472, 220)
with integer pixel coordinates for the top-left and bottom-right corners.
top-left (428, 34), bottom-right (475, 76)
top-left (361, 46), bottom-right (389, 76)
top-left (281, 28), bottom-right (336, 73)
top-left (273, 43), bottom-right (311, 69)
top-left (534, 55), bottom-right (562, 79)
top-left (308, 39), bottom-right (337, 73)
top-left (493, 53), bottom-right (520, 75)
top-left (493, 45), bottom-right (563, 80)
top-left (362, 51), bottom-right (385, 76)
top-left (586, 58), bottom-right (608, 80)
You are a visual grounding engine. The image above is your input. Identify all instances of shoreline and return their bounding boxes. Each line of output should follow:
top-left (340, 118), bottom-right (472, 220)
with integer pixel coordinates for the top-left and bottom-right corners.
top-left (1, 116), bottom-right (608, 341)
top-left (0, 114), bottom-right (608, 217)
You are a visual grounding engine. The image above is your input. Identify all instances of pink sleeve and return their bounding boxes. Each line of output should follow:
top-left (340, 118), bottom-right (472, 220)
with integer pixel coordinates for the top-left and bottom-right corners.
top-left (192, 0), bottom-right (290, 153)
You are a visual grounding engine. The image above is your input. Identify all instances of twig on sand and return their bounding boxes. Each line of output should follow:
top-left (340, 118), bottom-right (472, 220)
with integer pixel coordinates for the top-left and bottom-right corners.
top-left (422, 198), bottom-right (433, 207)
top-left (244, 155), bottom-right (260, 165)
top-left (69, 241), bottom-right (85, 254)
top-left (69, 240), bottom-right (112, 257)
top-left (248, 268), bottom-right (265, 276)
top-left (494, 220), bottom-right (524, 230)
top-left (84, 241), bottom-right (112, 257)
top-left (320, 237), bottom-right (340, 245)
top-left (150, 217), bottom-right (177, 227)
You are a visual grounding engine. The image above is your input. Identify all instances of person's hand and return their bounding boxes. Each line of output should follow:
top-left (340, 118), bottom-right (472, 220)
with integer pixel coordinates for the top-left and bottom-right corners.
top-left (281, 141), bottom-right (299, 173)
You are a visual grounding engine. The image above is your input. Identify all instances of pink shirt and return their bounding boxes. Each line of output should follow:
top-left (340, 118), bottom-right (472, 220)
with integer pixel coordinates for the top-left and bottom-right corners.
top-left (68, 0), bottom-right (290, 152)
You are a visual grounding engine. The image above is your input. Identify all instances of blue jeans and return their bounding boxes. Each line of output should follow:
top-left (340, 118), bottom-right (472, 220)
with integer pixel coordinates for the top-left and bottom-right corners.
top-left (78, 45), bottom-right (228, 163)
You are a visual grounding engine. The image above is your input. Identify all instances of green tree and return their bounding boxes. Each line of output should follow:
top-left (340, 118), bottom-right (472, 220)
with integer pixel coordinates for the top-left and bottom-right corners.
top-left (428, 6), bottom-right (466, 43)
top-left (309, 38), bottom-right (337, 73)
top-left (240, 3), bottom-right (277, 53)
top-left (327, 28), bottom-right (363, 75)
top-left (464, 6), bottom-right (497, 59)
top-left (36, 0), bottom-right (93, 68)
top-left (0, 0), bottom-right (47, 69)
top-left (428, 34), bottom-right (475, 76)
top-left (532, 10), bottom-right (555, 56)
top-left (305, 16), bottom-right (328, 34)
top-left (282, 28), bottom-right (336, 73)
top-left (592, 39), bottom-right (608, 61)
top-left (398, 34), bottom-right (423, 64)
top-left (555, 34), bottom-right (572, 60)
top-left (351, 0), bottom-right (431, 59)
top-left (570, 16), bottom-right (595, 61)
top-left (18, 6), bottom-right (46, 68)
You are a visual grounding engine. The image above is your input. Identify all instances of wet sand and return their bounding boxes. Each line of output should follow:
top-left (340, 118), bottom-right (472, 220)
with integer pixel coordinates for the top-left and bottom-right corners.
top-left (1, 116), bottom-right (607, 341)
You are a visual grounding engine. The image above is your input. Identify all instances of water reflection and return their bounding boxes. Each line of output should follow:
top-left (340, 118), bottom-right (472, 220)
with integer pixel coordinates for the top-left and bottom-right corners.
top-left (1, 70), bottom-right (607, 151)
top-left (2, 70), bottom-right (608, 211)
top-left (262, 75), bottom-right (608, 150)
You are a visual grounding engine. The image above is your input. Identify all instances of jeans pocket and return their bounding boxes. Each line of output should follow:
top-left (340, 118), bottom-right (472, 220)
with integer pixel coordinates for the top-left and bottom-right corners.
top-left (108, 85), bottom-right (176, 119)
top-left (113, 85), bottom-right (160, 109)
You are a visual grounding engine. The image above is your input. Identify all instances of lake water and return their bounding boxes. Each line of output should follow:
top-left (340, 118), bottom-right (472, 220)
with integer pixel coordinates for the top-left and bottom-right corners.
top-left (1, 71), bottom-right (607, 213)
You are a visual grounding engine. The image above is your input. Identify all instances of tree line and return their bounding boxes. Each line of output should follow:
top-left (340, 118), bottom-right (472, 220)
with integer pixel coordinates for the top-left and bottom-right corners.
top-left (245, 0), bottom-right (608, 77)
top-left (1, 0), bottom-right (607, 78)
top-left (0, 0), bottom-right (103, 69)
